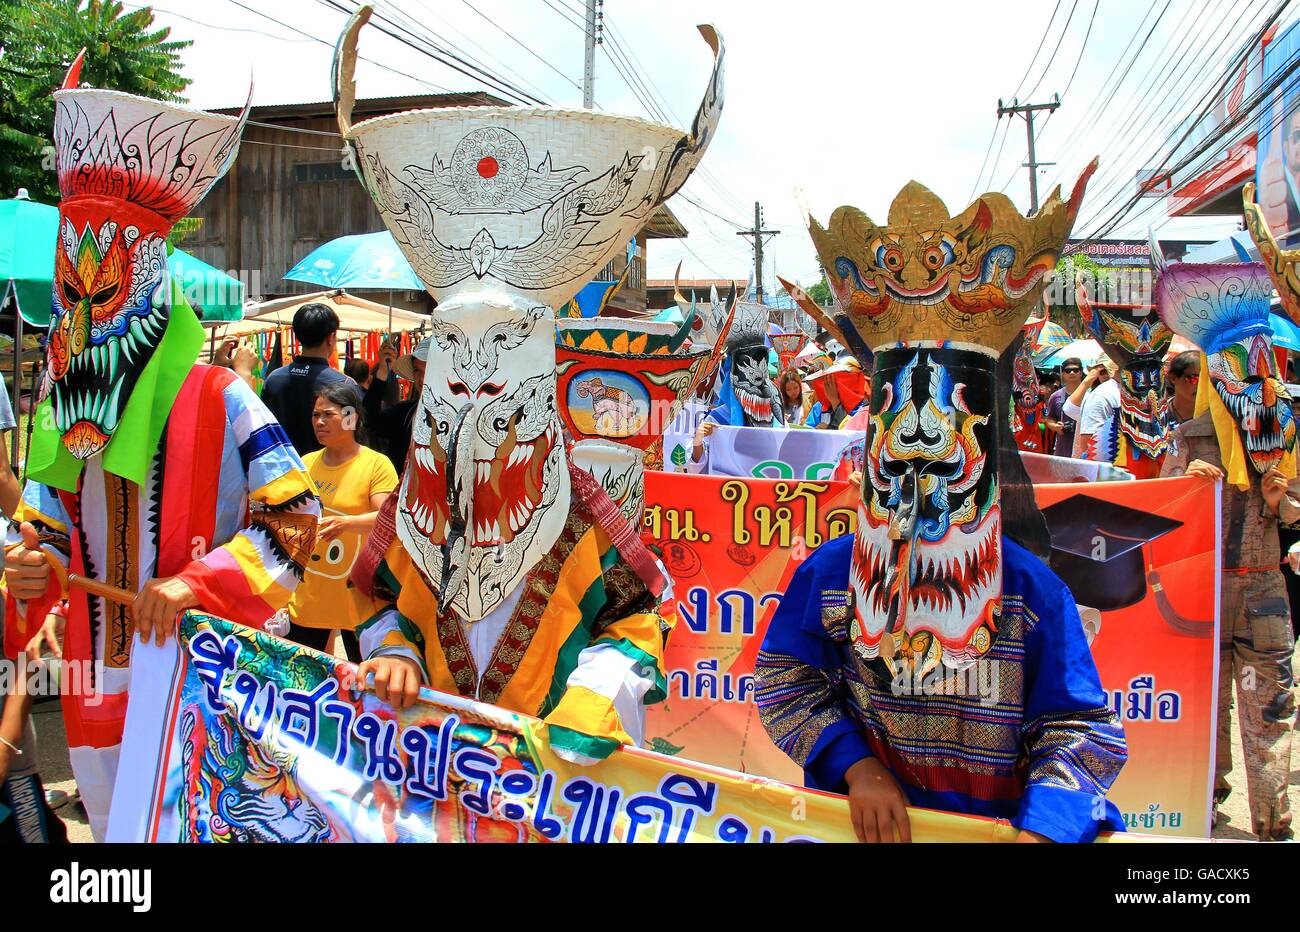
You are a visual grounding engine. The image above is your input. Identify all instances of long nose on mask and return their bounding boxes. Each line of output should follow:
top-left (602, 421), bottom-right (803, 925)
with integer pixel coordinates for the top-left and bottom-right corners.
top-left (883, 467), bottom-right (922, 636)
top-left (439, 402), bottom-right (478, 606)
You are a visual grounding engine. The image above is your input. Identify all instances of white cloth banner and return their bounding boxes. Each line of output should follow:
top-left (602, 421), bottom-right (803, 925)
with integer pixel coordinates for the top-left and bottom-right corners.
top-left (664, 417), bottom-right (862, 479)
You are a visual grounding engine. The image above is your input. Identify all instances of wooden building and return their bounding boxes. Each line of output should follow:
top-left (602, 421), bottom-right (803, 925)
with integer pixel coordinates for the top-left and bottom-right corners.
top-left (184, 94), bottom-right (688, 315)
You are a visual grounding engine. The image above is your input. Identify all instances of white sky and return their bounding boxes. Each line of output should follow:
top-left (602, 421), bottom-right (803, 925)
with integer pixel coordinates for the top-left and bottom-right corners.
top-left (130, 0), bottom-right (1273, 287)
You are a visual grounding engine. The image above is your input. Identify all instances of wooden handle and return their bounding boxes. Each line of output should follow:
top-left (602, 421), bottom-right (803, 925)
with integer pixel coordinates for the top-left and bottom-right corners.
top-left (68, 574), bottom-right (135, 606)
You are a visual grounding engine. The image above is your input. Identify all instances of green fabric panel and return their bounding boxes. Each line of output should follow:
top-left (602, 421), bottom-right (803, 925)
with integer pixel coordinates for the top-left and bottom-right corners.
top-left (27, 278), bottom-right (204, 491)
top-left (546, 724), bottom-right (620, 761)
top-left (539, 546), bottom-right (614, 717)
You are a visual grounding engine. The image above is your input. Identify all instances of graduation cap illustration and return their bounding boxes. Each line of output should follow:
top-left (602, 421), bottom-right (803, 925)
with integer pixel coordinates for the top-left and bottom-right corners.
top-left (1040, 494), bottom-right (1182, 613)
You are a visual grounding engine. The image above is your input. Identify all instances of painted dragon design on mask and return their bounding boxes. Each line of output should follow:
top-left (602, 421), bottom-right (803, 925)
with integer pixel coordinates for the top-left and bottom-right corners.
top-left (46, 57), bottom-right (246, 459)
top-left (800, 164), bottom-right (1094, 681)
top-left (1077, 275), bottom-right (1173, 474)
top-left (1154, 251), bottom-right (1295, 477)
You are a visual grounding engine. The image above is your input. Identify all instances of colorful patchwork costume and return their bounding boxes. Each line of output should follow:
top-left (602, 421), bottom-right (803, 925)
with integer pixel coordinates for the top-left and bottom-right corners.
top-left (756, 167), bottom-right (1130, 842)
top-left (1157, 191), bottom-right (1299, 840)
top-left (2, 59), bottom-right (319, 839)
top-left (339, 9), bottom-right (723, 760)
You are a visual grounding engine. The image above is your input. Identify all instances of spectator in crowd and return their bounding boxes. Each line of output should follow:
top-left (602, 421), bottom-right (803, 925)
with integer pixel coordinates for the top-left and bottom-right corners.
top-left (0, 615), bottom-right (68, 843)
top-left (344, 357), bottom-right (372, 390)
top-left (1065, 358), bottom-right (1119, 460)
top-left (279, 381), bottom-right (399, 662)
top-left (777, 368), bottom-right (812, 425)
top-left (0, 369), bottom-right (65, 842)
top-left (1166, 350), bottom-right (1201, 428)
top-left (364, 336), bottom-right (429, 474)
top-left (261, 303), bottom-right (349, 456)
top-left (1043, 357), bottom-right (1084, 457)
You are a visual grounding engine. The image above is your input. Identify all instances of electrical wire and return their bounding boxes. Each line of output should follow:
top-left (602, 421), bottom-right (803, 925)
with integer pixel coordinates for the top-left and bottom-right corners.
top-left (1076, 0), bottom-right (1285, 234)
top-left (1038, 0), bottom-right (1236, 205)
top-left (224, 0), bottom-right (456, 95)
top-left (458, 0), bottom-right (588, 97)
top-left (1089, 10), bottom-right (1300, 238)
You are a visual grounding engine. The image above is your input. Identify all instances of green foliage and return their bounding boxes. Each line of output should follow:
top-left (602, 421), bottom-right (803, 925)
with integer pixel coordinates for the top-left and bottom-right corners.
top-left (804, 277), bottom-right (832, 305)
top-left (0, 1), bottom-right (192, 203)
top-left (1049, 251), bottom-right (1113, 338)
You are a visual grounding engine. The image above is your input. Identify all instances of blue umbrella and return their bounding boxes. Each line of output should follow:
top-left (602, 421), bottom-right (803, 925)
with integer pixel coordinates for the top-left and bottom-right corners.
top-left (284, 231), bottom-right (422, 291)
top-left (1270, 311), bottom-right (1300, 352)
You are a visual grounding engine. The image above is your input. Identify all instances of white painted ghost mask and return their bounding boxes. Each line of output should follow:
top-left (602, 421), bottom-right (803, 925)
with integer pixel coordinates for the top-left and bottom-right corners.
top-left (335, 6), bottom-right (723, 620)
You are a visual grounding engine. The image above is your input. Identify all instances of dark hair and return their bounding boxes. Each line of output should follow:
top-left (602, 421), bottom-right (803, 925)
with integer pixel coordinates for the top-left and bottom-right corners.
top-left (777, 367), bottom-right (803, 397)
top-left (293, 302), bottom-right (340, 348)
top-left (1059, 356), bottom-right (1083, 372)
top-left (1169, 350), bottom-right (1200, 379)
top-left (343, 358), bottom-right (371, 384)
top-left (314, 380), bottom-right (366, 444)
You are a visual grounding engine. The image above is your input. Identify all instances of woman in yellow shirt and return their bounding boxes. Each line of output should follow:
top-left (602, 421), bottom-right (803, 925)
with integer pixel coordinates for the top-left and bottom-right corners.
top-left (283, 381), bottom-right (399, 660)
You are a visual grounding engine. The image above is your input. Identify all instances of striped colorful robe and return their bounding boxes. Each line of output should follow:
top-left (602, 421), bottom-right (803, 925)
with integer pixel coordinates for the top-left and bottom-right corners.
top-left (357, 470), bottom-right (673, 761)
top-left (755, 534), bottom-right (1129, 843)
top-left (3, 364), bottom-right (318, 839)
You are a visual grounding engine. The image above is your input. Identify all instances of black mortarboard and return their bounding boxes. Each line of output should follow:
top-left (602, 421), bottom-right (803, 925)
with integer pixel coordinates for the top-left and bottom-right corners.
top-left (1040, 493), bottom-right (1183, 611)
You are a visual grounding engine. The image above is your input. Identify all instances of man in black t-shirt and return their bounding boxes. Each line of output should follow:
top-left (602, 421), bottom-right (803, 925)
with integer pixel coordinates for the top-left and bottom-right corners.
top-left (261, 302), bottom-right (349, 456)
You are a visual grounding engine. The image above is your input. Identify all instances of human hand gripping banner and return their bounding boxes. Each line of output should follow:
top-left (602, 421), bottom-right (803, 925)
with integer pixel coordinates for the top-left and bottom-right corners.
top-left (110, 612), bottom-right (1102, 843)
top-left (642, 473), bottom-right (1221, 838)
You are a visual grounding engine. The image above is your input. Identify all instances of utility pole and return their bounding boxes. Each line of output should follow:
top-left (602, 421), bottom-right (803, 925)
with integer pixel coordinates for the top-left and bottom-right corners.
top-left (997, 95), bottom-right (1059, 214)
top-left (736, 201), bottom-right (779, 305)
top-left (582, 0), bottom-right (603, 109)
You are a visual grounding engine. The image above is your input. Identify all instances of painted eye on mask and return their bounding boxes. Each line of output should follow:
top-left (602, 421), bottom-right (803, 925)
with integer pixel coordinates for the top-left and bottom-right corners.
top-left (921, 241), bottom-right (955, 271)
top-left (874, 241), bottom-right (904, 272)
top-left (448, 381), bottom-right (471, 397)
top-left (59, 279), bottom-right (84, 308)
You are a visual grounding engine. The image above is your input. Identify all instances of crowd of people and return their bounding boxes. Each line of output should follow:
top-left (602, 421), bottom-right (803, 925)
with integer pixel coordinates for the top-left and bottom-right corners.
top-left (3, 12), bottom-right (1299, 850)
top-left (0, 299), bottom-right (431, 841)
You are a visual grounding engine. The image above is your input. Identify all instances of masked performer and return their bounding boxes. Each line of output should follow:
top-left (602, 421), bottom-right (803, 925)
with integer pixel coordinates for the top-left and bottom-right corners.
top-left (689, 301), bottom-right (783, 467)
top-left (1, 59), bottom-right (319, 840)
top-left (338, 8), bottom-right (722, 762)
top-left (1076, 276), bottom-right (1174, 477)
top-left (1157, 191), bottom-right (1299, 840)
top-left (755, 166), bottom-right (1129, 843)
top-left (1010, 316), bottom-right (1049, 453)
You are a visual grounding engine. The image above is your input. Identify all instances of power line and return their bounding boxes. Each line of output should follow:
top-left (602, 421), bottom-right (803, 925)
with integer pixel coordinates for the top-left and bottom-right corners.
top-left (1089, 9), bottom-right (1300, 238)
top-left (1057, 0), bottom-right (1250, 223)
top-left (1057, 0), bottom-right (1100, 103)
top-left (969, 0), bottom-right (1064, 197)
top-left (1036, 0), bottom-right (1167, 192)
top-left (407, 0), bottom-right (553, 102)
top-left (1047, 0), bottom-right (1223, 194)
top-left (224, 0), bottom-right (456, 94)
top-left (1076, 0), bottom-right (1283, 235)
top-left (1023, 0), bottom-right (1080, 103)
top-left (317, 0), bottom-right (548, 106)
top-left (458, 0), bottom-right (588, 97)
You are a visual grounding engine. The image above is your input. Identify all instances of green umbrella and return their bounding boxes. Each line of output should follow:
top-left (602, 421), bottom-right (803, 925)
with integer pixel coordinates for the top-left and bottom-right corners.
top-left (0, 194), bottom-right (56, 325)
top-left (0, 193), bottom-right (243, 325)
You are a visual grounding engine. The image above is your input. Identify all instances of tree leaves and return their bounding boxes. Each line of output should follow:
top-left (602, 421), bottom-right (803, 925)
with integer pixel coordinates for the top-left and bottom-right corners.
top-left (0, 0), bottom-right (193, 203)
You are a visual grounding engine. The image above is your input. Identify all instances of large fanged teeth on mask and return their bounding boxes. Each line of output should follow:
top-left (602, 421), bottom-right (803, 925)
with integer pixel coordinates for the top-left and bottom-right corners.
top-left (102, 379), bottom-right (124, 431)
top-left (129, 317), bottom-right (147, 347)
top-left (107, 340), bottom-right (119, 381)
